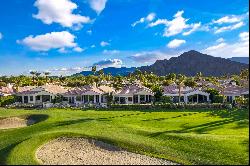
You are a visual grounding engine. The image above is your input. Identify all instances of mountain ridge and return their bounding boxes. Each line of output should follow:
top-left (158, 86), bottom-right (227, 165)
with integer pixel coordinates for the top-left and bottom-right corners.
top-left (74, 50), bottom-right (249, 77)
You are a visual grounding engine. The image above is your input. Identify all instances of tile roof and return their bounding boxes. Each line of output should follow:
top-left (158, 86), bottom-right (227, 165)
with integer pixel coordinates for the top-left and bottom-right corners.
top-left (221, 85), bottom-right (249, 96)
top-left (64, 85), bottom-right (115, 95)
top-left (163, 85), bottom-right (205, 95)
top-left (115, 84), bottom-right (153, 95)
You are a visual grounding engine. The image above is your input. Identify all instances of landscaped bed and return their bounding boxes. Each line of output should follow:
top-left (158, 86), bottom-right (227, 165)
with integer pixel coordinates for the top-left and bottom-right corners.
top-left (0, 108), bottom-right (248, 165)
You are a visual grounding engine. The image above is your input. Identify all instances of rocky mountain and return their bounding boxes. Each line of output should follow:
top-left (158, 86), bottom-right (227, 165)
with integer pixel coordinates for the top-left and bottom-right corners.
top-left (228, 57), bottom-right (249, 64)
top-left (75, 67), bottom-right (136, 76)
top-left (139, 50), bottom-right (249, 76)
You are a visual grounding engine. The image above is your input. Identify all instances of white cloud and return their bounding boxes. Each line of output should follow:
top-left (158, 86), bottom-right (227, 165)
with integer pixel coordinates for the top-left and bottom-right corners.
top-left (58, 48), bottom-right (68, 53)
top-left (149, 10), bottom-right (201, 37)
top-left (183, 22), bottom-right (201, 36)
top-left (239, 32), bottom-right (249, 41)
top-left (146, 13), bottom-right (156, 22)
top-left (129, 51), bottom-right (175, 63)
top-left (17, 31), bottom-right (81, 52)
top-left (100, 41), bottom-right (110, 47)
top-left (132, 13), bottom-right (156, 27)
top-left (148, 19), bottom-right (168, 27)
top-left (216, 38), bottom-right (225, 43)
top-left (103, 49), bottom-right (120, 55)
top-left (214, 22), bottom-right (244, 34)
top-left (33, 0), bottom-right (91, 28)
top-left (167, 39), bottom-right (186, 48)
top-left (73, 47), bottom-right (85, 52)
top-left (213, 15), bottom-right (242, 24)
top-left (203, 31), bottom-right (249, 58)
top-left (87, 30), bottom-right (92, 35)
top-left (0, 33), bottom-right (2, 40)
top-left (211, 12), bottom-right (248, 34)
top-left (88, 0), bottom-right (107, 14)
top-left (93, 59), bottom-right (122, 68)
top-left (47, 67), bottom-right (85, 76)
top-left (204, 42), bottom-right (227, 51)
top-left (91, 44), bottom-right (96, 48)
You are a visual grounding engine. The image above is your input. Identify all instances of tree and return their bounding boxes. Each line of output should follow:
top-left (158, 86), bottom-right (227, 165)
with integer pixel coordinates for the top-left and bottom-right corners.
top-left (240, 69), bottom-right (249, 80)
top-left (205, 88), bottom-right (220, 103)
top-left (153, 86), bottom-right (163, 102)
top-left (184, 78), bottom-right (197, 88)
top-left (195, 72), bottom-right (203, 81)
top-left (98, 69), bottom-right (104, 76)
top-left (30, 71), bottom-right (37, 85)
top-left (44, 72), bottom-right (50, 84)
top-left (166, 73), bottom-right (176, 81)
top-left (176, 74), bottom-right (186, 103)
top-left (92, 66), bottom-right (97, 75)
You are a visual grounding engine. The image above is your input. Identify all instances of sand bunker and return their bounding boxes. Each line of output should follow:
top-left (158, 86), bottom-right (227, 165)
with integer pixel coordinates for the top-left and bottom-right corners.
top-left (0, 117), bottom-right (35, 129)
top-left (36, 137), bottom-right (176, 165)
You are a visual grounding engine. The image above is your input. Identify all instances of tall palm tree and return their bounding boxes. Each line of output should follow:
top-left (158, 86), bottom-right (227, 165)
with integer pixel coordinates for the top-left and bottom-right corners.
top-left (92, 66), bottom-right (97, 75)
top-left (35, 72), bottom-right (41, 85)
top-left (176, 74), bottom-right (186, 103)
top-left (44, 72), bottom-right (50, 84)
top-left (30, 71), bottom-right (37, 85)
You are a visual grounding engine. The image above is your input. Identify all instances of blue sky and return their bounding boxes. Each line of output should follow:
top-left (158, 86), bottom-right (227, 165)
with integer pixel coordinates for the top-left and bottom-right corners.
top-left (0, 0), bottom-right (249, 76)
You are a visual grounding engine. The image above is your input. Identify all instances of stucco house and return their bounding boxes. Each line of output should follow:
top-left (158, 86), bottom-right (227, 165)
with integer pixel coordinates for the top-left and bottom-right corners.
top-left (0, 84), bottom-right (14, 96)
top-left (15, 85), bottom-right (68, 105)
top-left (62, 85), bottom-right (115, 107)
top-left (163, 85), bottom-right (210, 103)
top-left (113, 84), bottom-right (154, 104)
top-left (221, 85), bottom-right (249, 103)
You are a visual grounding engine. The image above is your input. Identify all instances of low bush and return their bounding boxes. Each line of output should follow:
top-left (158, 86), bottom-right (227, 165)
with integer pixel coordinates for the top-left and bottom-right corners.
top-left (0, 95), bottom-right (16, 106)
top-left (110, 103), bottom-right (231, 110)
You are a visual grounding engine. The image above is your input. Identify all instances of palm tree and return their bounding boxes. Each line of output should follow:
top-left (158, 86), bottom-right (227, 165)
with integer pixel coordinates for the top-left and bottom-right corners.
top-left (176, 74), bottom-right (186, 103)
top-left (30, 71), bottom-right (37, 85)
top-left (44, 72), bottom-right (50, 84)
top-left (35, 72), bottom-right (41, 85)
top-left (92, 66), bottom-right (97, 75)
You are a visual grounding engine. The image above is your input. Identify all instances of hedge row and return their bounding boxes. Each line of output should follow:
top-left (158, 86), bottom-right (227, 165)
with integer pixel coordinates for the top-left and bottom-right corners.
top-left (0, 95), bottom-right (16, 107)
top-left (110, 103), bottom-right (232, 110)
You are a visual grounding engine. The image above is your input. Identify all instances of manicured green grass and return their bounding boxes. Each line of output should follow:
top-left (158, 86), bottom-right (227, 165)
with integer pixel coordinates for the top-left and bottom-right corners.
top-left (0, 108), bottom-right (248, 165)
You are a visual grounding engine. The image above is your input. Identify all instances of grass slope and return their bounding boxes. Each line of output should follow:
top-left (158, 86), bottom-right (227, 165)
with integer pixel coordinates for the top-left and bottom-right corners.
top-left (0, 108), bottom-right (249, 165)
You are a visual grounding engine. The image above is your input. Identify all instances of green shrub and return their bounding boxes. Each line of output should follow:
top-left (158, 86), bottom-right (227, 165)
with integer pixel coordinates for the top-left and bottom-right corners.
top-left (0, 95), bottom-right (16, 106)
top-left (160, 96), bottom-right (173, 103)
top-left (214, 95), bottom-right (225, 103)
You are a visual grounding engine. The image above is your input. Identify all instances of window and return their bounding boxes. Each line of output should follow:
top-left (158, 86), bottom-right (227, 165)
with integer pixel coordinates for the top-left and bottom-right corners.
top-left (133, 95), bottom-right (138, 103)
top-left (96, 95), bottom-right (99, 103)
top-left (84, 95), bottom-right (88, 103)
top-left (128, 97), bottom-right (133, 102)
top-left (76, 96), bottom-right (81, 101)
top-left (63, 97), bottom-right (68, 101)
top-left (36, 96), bottom-right (41, 100)
top-left (89, 95), bottom-right (94, 102)
top-left (30, 96), bottom-right (33, 101)
top-left (140, 95), bottom-right (145, 102)
top-left (115, 97), bottom-right (119, 103)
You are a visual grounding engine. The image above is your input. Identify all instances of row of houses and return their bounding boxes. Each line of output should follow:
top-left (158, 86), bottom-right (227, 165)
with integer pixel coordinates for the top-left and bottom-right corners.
top-left (0, 82), bottom-right (249, 107)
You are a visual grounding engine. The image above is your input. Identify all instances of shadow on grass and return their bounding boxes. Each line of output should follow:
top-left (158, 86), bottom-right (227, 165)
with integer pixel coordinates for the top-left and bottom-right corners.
top-left (0, 139), bottom-right (28, 165)
top-left (148, 109), bottom-right (249, 137)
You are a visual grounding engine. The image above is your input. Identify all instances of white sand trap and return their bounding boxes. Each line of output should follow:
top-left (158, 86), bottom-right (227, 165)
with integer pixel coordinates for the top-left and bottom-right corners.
top-left (0, 117), bottom-right (35, 129)
top-left (36, 137), bottom-right (177, 165)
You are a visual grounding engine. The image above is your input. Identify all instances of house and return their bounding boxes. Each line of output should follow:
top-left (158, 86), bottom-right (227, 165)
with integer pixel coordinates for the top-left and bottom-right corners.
top-left (221, 85), bottom-right (249, 103)
top-left (163, 85), bottom-right (210, 103)
top-left (113, 84), bottom-right (154, 104)
top-left (15, 84), bottom-right (68, 105)
top-left (62, 85), bottom-right (115, 106)
top-left (0, 84), bottom-right (14, 96)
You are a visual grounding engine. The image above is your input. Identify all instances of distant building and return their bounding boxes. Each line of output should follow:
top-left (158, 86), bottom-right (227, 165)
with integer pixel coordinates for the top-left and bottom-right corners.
top-left (113, 84), bottom-right (154, 104)
top-left (163, 85), bottom-right (210, 103)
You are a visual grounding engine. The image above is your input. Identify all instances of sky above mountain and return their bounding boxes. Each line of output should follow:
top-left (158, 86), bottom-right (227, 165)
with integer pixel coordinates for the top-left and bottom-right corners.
top-left (0, 0), bottom-right (249, 76)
